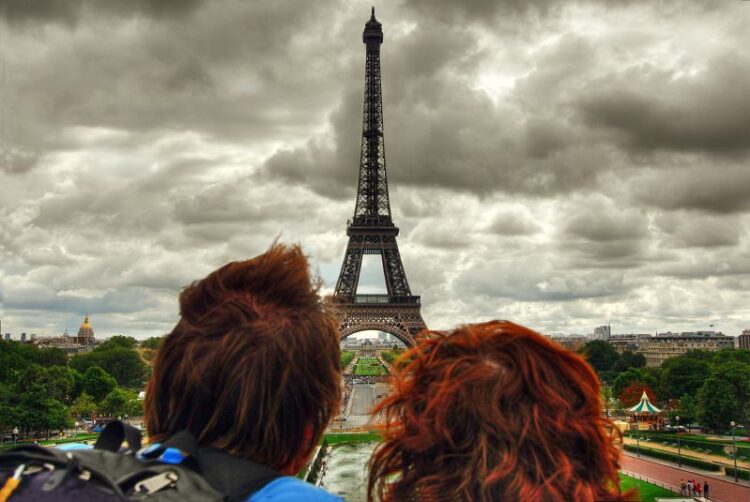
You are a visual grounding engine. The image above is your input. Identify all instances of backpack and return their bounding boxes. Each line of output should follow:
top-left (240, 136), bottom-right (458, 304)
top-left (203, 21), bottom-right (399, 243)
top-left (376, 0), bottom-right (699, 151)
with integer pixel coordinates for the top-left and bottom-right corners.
top-left (0, 421), bottom-right (281, 501)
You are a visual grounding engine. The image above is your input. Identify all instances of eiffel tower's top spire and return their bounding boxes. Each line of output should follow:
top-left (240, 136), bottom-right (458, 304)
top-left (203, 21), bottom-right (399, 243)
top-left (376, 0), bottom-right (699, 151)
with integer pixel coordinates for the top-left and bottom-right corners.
top-left (363, 6), bottom-right (383, 45)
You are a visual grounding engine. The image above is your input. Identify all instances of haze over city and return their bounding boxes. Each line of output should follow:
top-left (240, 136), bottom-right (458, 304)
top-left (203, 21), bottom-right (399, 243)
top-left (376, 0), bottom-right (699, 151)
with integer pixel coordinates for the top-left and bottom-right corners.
top-left (1, 0), bottom-right (749, 338)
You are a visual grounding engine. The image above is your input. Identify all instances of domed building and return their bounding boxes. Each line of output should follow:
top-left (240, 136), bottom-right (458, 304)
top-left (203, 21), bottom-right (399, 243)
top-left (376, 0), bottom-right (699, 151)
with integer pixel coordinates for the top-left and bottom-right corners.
top-left (76, 315), bottom-right (96, 346)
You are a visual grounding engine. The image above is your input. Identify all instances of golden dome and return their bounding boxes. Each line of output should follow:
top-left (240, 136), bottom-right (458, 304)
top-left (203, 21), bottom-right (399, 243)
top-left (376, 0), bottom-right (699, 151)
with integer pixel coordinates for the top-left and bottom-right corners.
top-left (80, 315), bottom-right (92, 331)
top-left (77, 314), bottom-right (95, 342)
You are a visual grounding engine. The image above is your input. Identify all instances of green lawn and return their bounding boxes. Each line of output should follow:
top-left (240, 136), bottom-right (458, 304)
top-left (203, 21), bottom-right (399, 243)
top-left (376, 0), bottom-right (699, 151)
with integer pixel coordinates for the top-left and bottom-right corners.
top-left (0, 432), bottom-right (100, 451)
top-left (352, 357), bottom-right (388, 376)
top-left (357, 357), bottom-right (381, 365)
top-left (341, 351), bottom-right (355, 367)
top-left (620, 474), bottom-right (676, 502)
top-left (353, 364), bottom-right (388, 376)
top-left (324, 431), bottom-right (382, 445)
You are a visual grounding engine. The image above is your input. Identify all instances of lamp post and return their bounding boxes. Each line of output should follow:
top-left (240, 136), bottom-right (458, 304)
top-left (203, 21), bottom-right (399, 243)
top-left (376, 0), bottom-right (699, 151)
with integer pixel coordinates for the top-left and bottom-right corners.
top-left (636, 413), bottom-right (640, 458)
top-left (731, 421), bottom-right (738, 482)
top-left (74, 421), bottom-right (79, 442)
top-left (12, 427), bottom-right (18, 447)
top-left (676, 416), bottom-right (681, 467)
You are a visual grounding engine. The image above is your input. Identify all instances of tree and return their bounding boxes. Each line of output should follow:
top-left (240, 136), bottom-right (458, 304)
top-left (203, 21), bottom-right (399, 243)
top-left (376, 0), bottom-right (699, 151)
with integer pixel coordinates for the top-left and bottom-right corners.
top-left (94, 335), bottom-right (138, 352)
top-left (16, 383), bottom-right (70, 438)
top-left (140, 336), bottom-right (164, 350)
top-left (697, 377), bottom-right (742, 431)
top-left (100, 388), bottom-right (142, 418)
top-left (661, 356), bottom-right (711, 400)
top-left (612, 350), bottom-right (646, 373)
top-left (82, 366), bottom-right (117, 402)
top-left (34, 348), bottom-right (68, 368)
top-left (71, 393), bottom-right (98, 420)
top-left (709, 360), bottom-right (750, 423)
top-left (71, 347), bottom-right (147, 388)
top-left (712, 348), bottom-right (750, 365)
top-left (0, 340), bottom-right (42, 382)
top-left (619, 382), bottom-right (657, 408)
top-left (676, 393), bottom-right (697, 427)
top-left (39, 366), bottom-right (76, 404)
top-left (93, 349), bottom-right (147, 388)
top-left (580, 341), bottom-right (620, 375)
top-left (613, 368), bottom-right (658, 399)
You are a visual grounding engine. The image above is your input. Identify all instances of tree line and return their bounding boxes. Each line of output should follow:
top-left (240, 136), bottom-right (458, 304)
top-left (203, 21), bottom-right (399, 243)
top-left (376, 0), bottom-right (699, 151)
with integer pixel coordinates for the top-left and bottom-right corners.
top-left (580, 341), bottom-right (750, 432)
top-left (0, 335), bottom-right (163, 439)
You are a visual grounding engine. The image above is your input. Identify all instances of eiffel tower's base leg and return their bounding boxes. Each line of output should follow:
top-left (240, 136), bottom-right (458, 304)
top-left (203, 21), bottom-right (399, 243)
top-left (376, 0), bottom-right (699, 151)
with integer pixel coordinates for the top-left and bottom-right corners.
top-left (333, 303), bottom-right (427, 347)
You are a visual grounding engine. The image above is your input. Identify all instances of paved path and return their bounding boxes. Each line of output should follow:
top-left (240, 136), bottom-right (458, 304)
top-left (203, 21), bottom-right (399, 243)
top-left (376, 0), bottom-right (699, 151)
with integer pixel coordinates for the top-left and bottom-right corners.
top-left (624, 437), bottom-right (750, 470)
top-left (622, 454), bottom-right (749, 502)
top-left (350, 384), bottom-right (376, 415)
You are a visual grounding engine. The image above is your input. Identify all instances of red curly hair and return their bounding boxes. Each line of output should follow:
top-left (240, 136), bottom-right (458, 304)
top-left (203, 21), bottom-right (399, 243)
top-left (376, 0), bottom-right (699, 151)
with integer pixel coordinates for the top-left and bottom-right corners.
top-left (368, 320), bottom-right (629, 501)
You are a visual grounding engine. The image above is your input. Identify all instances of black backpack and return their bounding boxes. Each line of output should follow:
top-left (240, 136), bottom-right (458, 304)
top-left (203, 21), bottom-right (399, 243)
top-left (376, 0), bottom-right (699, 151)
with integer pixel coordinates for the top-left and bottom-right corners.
top-left (0, 421), bottom-right (281, 501)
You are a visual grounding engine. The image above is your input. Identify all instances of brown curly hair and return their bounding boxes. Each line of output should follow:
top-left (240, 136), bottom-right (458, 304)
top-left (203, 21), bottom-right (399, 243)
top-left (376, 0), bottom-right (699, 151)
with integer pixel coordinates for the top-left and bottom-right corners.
top-left (368, 320), bottom-right (629, 501)
top-left (144, 243), bottom-right (341, 473)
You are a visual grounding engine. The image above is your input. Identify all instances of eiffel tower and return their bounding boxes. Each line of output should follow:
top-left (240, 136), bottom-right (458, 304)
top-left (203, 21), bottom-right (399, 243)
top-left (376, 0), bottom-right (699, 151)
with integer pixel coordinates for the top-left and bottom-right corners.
top-left (332, 8), bottom-right (427, 346)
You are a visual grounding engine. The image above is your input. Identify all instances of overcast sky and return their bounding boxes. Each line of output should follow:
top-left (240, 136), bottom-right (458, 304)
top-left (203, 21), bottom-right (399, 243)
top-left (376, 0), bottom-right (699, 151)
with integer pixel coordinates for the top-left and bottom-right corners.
top-left (1, 0), bottom-right (749, 338)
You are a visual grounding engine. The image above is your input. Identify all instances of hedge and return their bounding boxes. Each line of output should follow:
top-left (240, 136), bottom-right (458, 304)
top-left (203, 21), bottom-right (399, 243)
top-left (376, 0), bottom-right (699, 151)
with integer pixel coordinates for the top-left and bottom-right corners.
top-left (725, 466), bottom-right (750, 481)
top-left (623, 444), bottom-right (721, 472)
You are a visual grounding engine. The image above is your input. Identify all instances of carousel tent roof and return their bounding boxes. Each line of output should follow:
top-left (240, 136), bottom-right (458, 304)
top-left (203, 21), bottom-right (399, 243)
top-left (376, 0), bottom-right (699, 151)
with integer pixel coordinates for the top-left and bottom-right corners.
top-left (628, 390), bottom-right (662, 414)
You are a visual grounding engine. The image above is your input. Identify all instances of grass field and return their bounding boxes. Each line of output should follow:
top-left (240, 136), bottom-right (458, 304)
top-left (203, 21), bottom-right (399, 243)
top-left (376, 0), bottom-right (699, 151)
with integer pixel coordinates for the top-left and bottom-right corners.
top-left (324, 431), bottom-right (382, 445)
top-left (0, 432), bottom-right (100, 452)
top-left (620, 474), bottom-right (676, 502)
top-left (353, 364), bottom-right (388, 376)
top-left (341, 350), bottom-right (355, 367)
top-left (352, 357), bottom-right (388, 376)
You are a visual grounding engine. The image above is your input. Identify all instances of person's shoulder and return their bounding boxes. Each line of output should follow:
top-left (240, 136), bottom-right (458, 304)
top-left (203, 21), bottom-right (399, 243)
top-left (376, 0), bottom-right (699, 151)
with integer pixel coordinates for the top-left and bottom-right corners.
top-left (248, 476), bottom-right (343, 501)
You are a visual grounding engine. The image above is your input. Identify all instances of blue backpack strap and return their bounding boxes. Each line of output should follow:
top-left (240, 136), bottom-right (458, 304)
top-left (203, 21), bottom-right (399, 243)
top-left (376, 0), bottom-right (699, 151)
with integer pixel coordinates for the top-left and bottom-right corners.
top-left (195, 448), bottom-right (281, 502)
top-left (140, 430), bottom-right (281, 502)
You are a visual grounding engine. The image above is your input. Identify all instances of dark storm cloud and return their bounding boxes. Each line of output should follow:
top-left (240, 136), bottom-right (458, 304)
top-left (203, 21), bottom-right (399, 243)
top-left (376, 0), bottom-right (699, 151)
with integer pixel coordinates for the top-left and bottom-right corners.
top-left (454, 256), bottom-right (629, 302)
top-left (2, 0), bottom-right (343, 161)
top-left (654, 212), bottom-right (742, 248)
top-left (263, 26), bottom-right (609, 198)
top-left (632, 165), bottom-right (750, 214)
top-left (488, 212), bottom-right (540, 236)
top-left (0, 148), bottom-right (40, 174)
top-left (403, 0), bottom-right (561, 23)
top-left (5, 0), bottom-right (204, 25)
top-left (5, 286), bottom-right (151, 314)
top-left (578, 53), bottom-right (750, 154)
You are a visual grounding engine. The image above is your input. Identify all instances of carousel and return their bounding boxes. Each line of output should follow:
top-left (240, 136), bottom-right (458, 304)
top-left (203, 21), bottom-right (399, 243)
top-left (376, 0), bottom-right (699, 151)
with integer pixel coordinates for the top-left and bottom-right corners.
top-left (628, 390), bottom-right (664, 431)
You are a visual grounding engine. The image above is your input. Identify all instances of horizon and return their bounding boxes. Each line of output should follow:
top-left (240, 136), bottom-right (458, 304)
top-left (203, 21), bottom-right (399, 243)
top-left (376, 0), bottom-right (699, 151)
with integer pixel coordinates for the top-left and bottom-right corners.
top-left (2, 1), bottom-right (750, 338)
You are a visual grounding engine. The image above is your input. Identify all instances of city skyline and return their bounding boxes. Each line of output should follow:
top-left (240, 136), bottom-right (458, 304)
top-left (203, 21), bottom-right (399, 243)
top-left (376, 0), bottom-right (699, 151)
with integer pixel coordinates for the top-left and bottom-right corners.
top-left (1, 1), bottom-right (750, 337)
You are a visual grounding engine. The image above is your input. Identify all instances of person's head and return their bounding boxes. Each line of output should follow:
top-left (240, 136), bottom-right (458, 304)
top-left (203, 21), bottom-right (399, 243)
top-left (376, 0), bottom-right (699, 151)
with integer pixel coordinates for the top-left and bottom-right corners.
top-left (144, 243), bottom-right (341, 473)
top-left (368, 320), bottom-right (627, 501)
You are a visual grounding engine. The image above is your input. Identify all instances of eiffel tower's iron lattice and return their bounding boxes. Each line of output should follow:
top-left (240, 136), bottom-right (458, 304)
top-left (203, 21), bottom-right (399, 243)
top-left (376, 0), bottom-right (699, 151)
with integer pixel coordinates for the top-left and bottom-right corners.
top-left (331, 9), bottom-right (427, 347)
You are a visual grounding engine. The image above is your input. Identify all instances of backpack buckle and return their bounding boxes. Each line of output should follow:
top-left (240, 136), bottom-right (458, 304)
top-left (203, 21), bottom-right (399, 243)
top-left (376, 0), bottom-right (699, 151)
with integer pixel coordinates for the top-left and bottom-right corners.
top-left (133, 471), bottom-right (179, 494)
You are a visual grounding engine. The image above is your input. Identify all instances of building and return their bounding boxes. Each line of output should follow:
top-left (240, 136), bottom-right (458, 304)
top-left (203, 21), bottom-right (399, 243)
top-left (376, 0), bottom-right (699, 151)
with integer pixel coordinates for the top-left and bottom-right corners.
top-left (547, 335), bottom-right (587, 352)
top-left (3, 333), bottom-right (9, 341)
top-left (75, 315), bottom-right (96, 346)
top-left (613, 331), bottom-right (735, 367)
top-left (592, 325), bottom-right (611, 340)
top-left (20, 332), bottom-right (27, 343)
top-left (739, 330), bottom-right (750, 351)
top-left (607, 334), bottom-right (650, 353)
